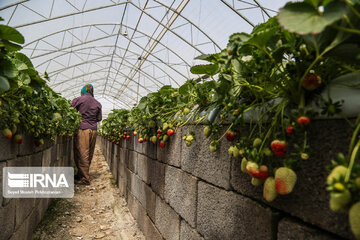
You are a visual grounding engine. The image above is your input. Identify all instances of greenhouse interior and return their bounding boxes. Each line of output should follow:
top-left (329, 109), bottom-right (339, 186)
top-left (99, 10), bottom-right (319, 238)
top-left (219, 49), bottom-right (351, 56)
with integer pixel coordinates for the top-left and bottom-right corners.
top-left (0, 0), bottom-right (360, 239)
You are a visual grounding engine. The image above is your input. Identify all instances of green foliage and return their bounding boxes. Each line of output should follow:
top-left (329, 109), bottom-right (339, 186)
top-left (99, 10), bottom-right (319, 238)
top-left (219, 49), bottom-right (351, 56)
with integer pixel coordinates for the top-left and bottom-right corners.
top-left (0, 19), bottom-right (81, 140)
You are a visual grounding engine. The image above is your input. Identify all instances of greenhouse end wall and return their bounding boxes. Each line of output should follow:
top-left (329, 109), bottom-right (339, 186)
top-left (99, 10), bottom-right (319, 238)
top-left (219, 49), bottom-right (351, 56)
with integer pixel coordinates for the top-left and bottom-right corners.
top-left (0, 136), bottom-right (74, 240)
top-left (100, 119), bottom-right (355, 240)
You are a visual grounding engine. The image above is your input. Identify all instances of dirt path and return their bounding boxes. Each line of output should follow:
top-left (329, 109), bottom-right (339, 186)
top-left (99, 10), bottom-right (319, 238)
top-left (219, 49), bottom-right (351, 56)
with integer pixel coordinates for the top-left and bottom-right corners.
top-left (32, 144), bottom-right (145, 240)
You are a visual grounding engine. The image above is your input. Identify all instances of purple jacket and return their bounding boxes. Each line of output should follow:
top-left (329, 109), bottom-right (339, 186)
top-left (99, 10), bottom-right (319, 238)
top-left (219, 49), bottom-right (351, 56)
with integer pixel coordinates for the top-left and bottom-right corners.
top-left (72, 93), bottom-right (102, 130)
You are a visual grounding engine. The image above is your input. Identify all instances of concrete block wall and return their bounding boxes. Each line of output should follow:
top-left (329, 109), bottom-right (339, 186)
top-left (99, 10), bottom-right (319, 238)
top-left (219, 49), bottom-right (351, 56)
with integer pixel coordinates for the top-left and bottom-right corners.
top-left (99, 119), bottom-right (355, 240)
top-left (0, 135), bottom-right (74, 240)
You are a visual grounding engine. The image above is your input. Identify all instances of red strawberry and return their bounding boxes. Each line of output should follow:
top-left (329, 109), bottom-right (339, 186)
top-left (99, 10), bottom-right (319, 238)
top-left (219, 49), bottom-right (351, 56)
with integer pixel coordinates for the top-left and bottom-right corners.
top-left (167, 129), bottom-right (174, 137)
top-left (2, 128), bottom-right (12, 140)
top-left (270, 140), bottom-right (287, 157)
top-left (157, 134), bottom-right (161, 139)
top-left (14, 134), bottom-right (22, 144)
top-left (286, 126), bottom-right (294, 135)
top-left (160, 141), bottom-right (166, 149)
top-left (133, 131), bottom-right (137, 136)
top-left (143, 137), bottom-right (147, 142)
top-left (275, 167), bottom-right (297, 195)
top-left (126, 135), bottom-right (130, 141)
top-left (297, 116), bottom-right (310, 126)
top-left (138, 138), bottom-right (143, 143)
top-left (302, 73), bottom-right (322, 91)
top-left (157, 129), bottom-right (162, 134)
top-left (246, 161), bottom-right (259, 176)
top-left (225, 130), bottom-right (236, 142)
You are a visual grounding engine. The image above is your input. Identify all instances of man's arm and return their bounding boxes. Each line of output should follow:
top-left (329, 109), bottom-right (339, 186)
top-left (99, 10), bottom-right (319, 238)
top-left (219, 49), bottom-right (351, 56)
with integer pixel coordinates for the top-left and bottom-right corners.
top-left (96, 105), bottom-right (102, 122)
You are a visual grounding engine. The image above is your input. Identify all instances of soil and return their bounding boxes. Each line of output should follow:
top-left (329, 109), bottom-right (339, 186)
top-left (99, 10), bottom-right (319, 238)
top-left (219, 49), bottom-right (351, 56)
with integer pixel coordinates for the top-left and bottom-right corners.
top-left (32, 144), bottom-right (145, 240)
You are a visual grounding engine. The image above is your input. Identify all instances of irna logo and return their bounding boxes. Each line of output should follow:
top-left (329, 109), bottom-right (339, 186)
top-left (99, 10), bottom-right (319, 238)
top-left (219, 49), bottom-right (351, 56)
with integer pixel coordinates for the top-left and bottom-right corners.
top-left (8, 172), bottom-right (69, 188)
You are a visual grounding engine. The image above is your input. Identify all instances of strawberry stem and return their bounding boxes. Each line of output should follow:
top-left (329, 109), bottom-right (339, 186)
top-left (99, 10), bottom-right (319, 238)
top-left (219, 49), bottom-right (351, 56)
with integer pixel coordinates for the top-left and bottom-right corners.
top-left (218, 122), bottom-right (234, 142)
top-left (345, 140), bottom-right (360, 182)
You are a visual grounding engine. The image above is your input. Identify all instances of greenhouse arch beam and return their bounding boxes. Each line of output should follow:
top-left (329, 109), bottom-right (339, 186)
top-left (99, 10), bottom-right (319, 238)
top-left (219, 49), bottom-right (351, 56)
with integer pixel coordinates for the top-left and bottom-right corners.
top-left (114, 0), bottom-right (191, 99)
top-left (12, 1), bottom-right (129, 28)
top-left (43, 46), bottom-right (179, 89)
top-left (56, 61), bottom-right (160, 95)
top-left (24, 23), bottom-right (192, 75)
top-left (152, 0), bottom-right (221, 50)
top-left (219, 0), bottom-right (255, 27)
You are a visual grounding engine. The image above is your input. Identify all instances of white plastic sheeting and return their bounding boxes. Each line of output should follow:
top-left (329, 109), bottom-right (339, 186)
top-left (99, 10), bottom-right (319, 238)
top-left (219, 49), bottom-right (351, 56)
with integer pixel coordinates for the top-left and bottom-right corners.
top-left (0, 0), bottom-right (288, 117)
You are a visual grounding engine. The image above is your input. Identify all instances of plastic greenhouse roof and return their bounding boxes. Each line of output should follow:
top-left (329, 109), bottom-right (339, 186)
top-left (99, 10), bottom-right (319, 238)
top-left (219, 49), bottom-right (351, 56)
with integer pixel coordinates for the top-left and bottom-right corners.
top-left (0, 0), bottom-right (289, 117)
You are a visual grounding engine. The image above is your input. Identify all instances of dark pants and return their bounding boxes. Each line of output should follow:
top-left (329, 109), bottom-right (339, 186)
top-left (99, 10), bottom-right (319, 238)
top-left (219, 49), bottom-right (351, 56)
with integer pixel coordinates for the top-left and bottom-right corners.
top-left (74, 129), bottom-right (97, 183)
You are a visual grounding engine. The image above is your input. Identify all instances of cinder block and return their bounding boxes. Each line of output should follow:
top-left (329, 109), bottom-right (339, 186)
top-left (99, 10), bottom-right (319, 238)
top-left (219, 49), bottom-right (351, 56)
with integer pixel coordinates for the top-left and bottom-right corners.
top-left (42, 148), bottom-right (52, 167)
top-left (0, 136), bottom-right (17, 161)
top-left (181, 126), bottom-right (231, 189)
top-left (149, 160), bottom-right (166, 199)
top-left (0, 161), bottom-right (6, 206)
top-left (155, 196), bottom-right (180, 240)
top-left (17, 134), bottom-right (35, 156)
top-left (111, 151), bottom-right (119, 182)
top-left (197, 181), bottom-right (278, 240)
top-left (127, 151), bottom-right (138, 173)
top-left (127, 192), bottom-right (162, 239)
top-left (118, 176), bottom-right (128, 198)
top-left (0, 199), bottom-right (15, 240)
top-left (142, 213), bottom-right (163, 240)
top-left (230, 119), bottom-right (354, 239)
top-left (15, 198), bottom-right (35, 230)
top-left (180, 220), bottom-right (204, 240)
top-left (137, 154), bottom-right (150, 184)
top-left (278, 218), bottom-right (341, 240)
top-left (165, 166), bottom-right (197, 227)
top-left (142, 141), bottom-right (157, 160)
top-left (29, 152), bottom-right (42, 167)
top-left (157, 128), bottom-right (181, 167)
top-left (144, 184), bottom-right (156, 222)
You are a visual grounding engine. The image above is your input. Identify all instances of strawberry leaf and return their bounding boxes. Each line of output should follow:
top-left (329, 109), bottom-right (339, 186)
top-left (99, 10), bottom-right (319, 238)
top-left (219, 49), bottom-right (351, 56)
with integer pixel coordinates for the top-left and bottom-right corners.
top-left (277, 2), bottom-right (347, 35)
top-left (0, 75), bottom-right (10, 93)
top-left (190, 64), bottom-right (219, 76)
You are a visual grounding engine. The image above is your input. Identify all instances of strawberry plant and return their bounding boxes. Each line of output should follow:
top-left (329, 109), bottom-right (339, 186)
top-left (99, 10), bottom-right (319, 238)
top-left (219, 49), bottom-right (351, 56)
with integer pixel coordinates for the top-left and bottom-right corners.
top-left (0, 18), bottom-right (81, 143)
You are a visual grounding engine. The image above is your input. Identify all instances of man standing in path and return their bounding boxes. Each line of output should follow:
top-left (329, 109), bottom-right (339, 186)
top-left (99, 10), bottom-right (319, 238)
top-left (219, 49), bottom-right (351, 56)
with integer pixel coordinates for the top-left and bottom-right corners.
top-left (72, 84), bottom-right (102, 185)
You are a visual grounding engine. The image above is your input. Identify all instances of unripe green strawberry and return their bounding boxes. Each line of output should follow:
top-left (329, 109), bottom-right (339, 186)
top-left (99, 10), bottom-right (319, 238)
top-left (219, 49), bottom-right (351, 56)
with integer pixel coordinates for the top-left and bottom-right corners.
top-left (228, 146), bottom-right (234, 157)
top-left (183, 136), bottom-right (187, 140)
top-left (275, 167), bottom-right (297, 195)
top-left (327, 166), bottom-right (348, 185)
top-left (186, 135), bottom-right (194, 142)
top-left (251, 177), bottom-right (264, 186)
top-left (186, 141), bottom-right (192, 147)
top-left (11, 125), bottom-right (17, 135)
top-left (2, 128), bottom-right (12, 140)
top-left (203, 126), bottom-right (211, 138)
top-left (163, 135), bottom-right (169, 142)
top-left (329, 190), bottom-right (351, 212)
top-left (183, 107), bottom-right (190, 115)
top-left (14, 134), bottom-right (22, 144)
top-left (262, 148), bottom-right (272, 157)
top-left (253, 138), bottom-right (262, 148)
top-left (232, 146), bottom-right (240, 158)
top-left (209, 141), bottom-right (217, 152)
top-left (163, 122), bottom-right (169, 131)
top-left (356, 178), bottom-right (360, 188)
top-left (349, 202), bottom-right (360, 239)
top-left (150, 136), bottom-right (157, 144)
top-left (241, 157), bottom-right (248, 173)
top-left (148, 120), bottom-right (156, 128)
top-left (263, 177), bottom-right (277, 202)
